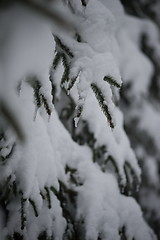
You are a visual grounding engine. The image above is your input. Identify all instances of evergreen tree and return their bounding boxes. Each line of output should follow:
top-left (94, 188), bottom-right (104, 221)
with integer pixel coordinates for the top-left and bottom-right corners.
top-left (0, 0), bottom-right (159, 240)
top-left (119, 0), bottom-right (160, 238)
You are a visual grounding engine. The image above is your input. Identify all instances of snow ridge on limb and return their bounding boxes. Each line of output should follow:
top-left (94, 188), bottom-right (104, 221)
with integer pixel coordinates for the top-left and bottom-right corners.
top-left (52, 0), bottom-right (122, 129)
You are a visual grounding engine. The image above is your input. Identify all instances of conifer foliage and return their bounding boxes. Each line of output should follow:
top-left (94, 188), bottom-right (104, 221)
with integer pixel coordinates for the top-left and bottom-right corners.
top-left (0, 0), bottom-right (159, 240)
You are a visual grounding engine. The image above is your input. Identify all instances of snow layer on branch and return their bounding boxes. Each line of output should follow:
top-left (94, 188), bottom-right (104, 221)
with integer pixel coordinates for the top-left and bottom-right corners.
top-left (119, 195), bottom-right (156, 240)
top-left (54, 0), bottom-right (140, 186)
top-left (45, 104), bottom-right (154, 240)
top-left (0, 83), bottom-right (65, 239)
top-left (53, 0), bottom-right (122, 126)
top-left (70, 86), bottom-right (140, 186)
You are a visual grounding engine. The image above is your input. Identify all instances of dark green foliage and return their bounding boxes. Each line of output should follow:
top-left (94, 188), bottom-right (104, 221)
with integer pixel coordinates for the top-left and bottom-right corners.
top-left (7, 232), bottom-right (24, 239)
top-left (61, 54), bottom-right (70, 86)
top-left (50, 186), bottom-right (59, 197)
top-left (65, 165), bottom-right (79, 186)
top-left (91, 83), bottom-right (114, 128)
top-left (52, 52), bottom-right (62, 70)
top-left (67, 76), bottom-right (78, 92)
top-left (93, 145), bottom-right (106, 163)
top-left (104, 75), bottom-right (121, 88)
top-left (41, 95), bottom-right (52, 116)
top-left (29, 198), bottom-right (39, 217)
top-left (54, 37), bottom-right (73, 58)
top-left (53, 37), bottom-right (118, 130)
top-left (33, 80), bottom-right (42, 109)
top-left (119, 226), bottom-right (127, 240)
top-left (60, 102), bottom-right (75, 121)
top-left (104, 155), bottom-right (123, 187)
top-left (21, 195), bottom-right (27, 230)
top-left (120, 82), bottom-right (132, 106)
top-left (56, 180), bottom-right (79, 240)
top-left (53, 36), bottom-right (80, 93)
top-left (123, 162), bottom-right (139, 196)
top-left (13, 181), bottom-right (18, 197)
top-left (32, 79), bottom-right (52, 116)
top-left (57, 93), bottom-right (139, 195)
top-left (45, 187), bottom-right (52, 209)
top-left (53, 37), bottom-right (76, 92)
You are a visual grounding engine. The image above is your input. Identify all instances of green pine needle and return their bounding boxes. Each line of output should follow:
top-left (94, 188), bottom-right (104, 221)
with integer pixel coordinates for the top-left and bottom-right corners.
top-left (104, 75), bottom-right (121, 88)
top-left (52, 52), bottom-right (62, 69)
top-left (55, 36), bottom-right (73, 58)
top-left (33, 80), bottom-right (52, 116)
top-left (61, 54), bottom-right (70, 86)
top-left (50, 186), bottom-right (59, 198)
top-left (21, 195), bottom-right (27, 230)
top-left (91, 83), bottom-right (114, 128)
top-left (29, 198), bottom-right (39, 217)
top-left (45, 187), bottom-right (52, 209)
top-left (41, 95), bottom-right (52, 116)
top-left (67, 76), bottom-right (78, 91)
top-left (33, 80), bottom-right (42, 109)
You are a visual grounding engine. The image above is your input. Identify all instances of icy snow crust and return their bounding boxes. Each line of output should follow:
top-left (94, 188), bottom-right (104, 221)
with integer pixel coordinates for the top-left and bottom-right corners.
top-left (0, 0), bottom-right (157, 240)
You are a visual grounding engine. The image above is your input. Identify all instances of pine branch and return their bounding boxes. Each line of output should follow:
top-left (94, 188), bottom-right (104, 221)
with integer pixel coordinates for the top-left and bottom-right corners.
top-left (32, 79), bottom-right (52, 116)
top-left (45, 187), bottom-right (52, 209)
top-left (61, 54), bottom-right (70, 86)
top-left (52, 52), bottom-right (62, 70)
top-left (29, 198), bottom-right (39, 217)
top-left (50, 186), bottom-right (59, 198)
top-left (124, 162), bottom-right (140, 194)
top-left (40, 191), bottom-right (46, 200)
top-left (12, 181), bottom-right (17, 197)
top-left (91, 83), bottom-right (114, 128)
top-left (55, 37), bottom-right (74, 58)
top-left (41, 95), bottom-right (52, 116)
top-left (119, 226), bottom-right (127, 240)
top-left (20, 194), bottom-right (27, 230)
top-left (67, 76), bottom-right (78, 92)
top-left (33, 80), bottom-right (42, 109)
top-left (105, 156), bottom-right (122, 185)
top-left (104, 75), bottom-right (121, 88)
